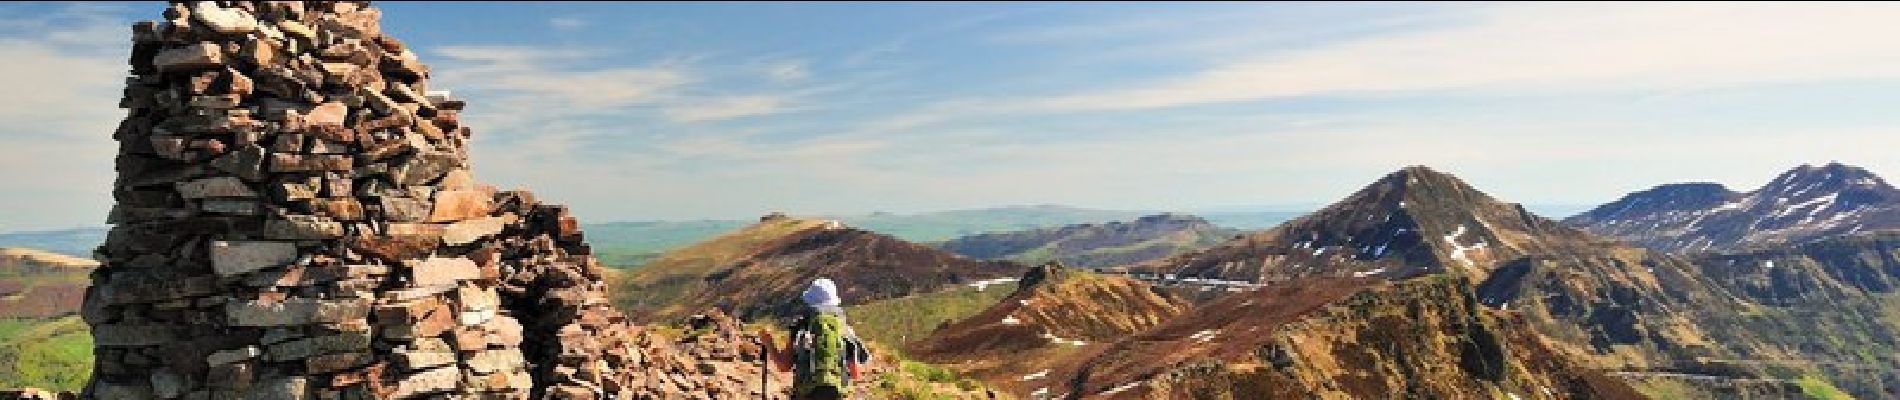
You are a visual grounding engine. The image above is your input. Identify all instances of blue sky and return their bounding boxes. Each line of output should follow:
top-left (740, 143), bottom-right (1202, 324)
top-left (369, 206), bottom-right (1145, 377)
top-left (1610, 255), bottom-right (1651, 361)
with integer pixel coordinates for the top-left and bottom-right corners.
top-left (6, 2), bottom-right (1900, 231)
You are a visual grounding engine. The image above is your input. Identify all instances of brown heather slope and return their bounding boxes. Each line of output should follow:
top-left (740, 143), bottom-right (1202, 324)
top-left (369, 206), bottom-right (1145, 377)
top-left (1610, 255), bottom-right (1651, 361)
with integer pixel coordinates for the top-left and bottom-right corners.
top-left (615, 217), bottom-right (832, 319)
top-left (0, 248), bottom-right (96, 319)
top-left (617, 216), bottom-right (1027, 323)
top-left (1053, 276), bottom-right (1643, 400)
top-left (906, 263), bottom-right (1187, 392)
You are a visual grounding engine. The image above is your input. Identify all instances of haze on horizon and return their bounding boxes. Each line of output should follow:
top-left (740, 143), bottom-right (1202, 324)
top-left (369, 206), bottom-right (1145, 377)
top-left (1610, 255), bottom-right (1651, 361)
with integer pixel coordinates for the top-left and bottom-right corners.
top-left (4, 1), bottom-right (1900, 231)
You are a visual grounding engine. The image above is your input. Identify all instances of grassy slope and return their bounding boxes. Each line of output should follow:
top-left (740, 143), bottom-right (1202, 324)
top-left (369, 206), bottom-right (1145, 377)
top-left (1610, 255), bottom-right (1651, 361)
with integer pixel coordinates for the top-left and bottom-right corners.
top-left (0, 316), bottom-right (92, 392)
top-left (845, 283), bottom-right (1019, 352)
top-left (1795, 375), bottom-right (1856, 400)
top-left (612, 218), bottom-right (828, 319)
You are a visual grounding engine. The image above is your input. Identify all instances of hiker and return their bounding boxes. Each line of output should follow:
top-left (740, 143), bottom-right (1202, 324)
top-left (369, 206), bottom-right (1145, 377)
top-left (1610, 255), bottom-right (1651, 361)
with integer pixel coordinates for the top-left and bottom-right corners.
top-left (761, 278), bottom-right (872, 400)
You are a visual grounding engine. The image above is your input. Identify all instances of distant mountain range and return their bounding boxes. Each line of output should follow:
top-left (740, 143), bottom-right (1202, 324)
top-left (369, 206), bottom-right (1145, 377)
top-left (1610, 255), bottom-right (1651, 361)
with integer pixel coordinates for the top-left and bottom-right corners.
top-left (936, 213), bottom-right (1239, 268)
top-left (1028, 165), bottom-right (1900, 398)
top-left (0, 229), bottom-right (104, 260)
top-left (534, 205), bottom-right (1299, 268)
top-left (1569, 162), bottom-right (1900, 252)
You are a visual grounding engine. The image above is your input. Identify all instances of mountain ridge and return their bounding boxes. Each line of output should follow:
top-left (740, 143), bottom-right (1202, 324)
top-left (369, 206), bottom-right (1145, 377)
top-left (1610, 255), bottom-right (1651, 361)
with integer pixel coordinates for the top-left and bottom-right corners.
top-left (936, 213), bottom-right (1238, 268)
top-left (614, 216), bottom-right (1027, 322)
top-left (1569, 162), bottom-right (1900, 252)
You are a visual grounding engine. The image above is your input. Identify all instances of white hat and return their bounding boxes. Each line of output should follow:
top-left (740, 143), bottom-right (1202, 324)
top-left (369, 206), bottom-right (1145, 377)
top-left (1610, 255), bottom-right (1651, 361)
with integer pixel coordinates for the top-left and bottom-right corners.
top-left (802, 278), bottom-right (841, 307)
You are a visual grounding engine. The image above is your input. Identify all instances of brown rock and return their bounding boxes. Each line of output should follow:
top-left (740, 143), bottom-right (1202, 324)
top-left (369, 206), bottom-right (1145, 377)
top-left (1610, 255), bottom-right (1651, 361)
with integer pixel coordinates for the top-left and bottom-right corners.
top-left (155, 43), bottom-right (223, 72)
top-left (314, 198), bottom-right (365, 220)
top-left (305, 102), bottom-right (348, 126)
top-left (427, 190), bottom-right (493, 222)
top-left (443, 215), bottom-right (513, 246)
top-left (348, 233), bottom-right (436, 262)
top-left (189, 1), bottom-right (259, 34)
top-left (409, 257), bottom-right (479, 287)
top-left (389, 366), bottom-right (458, 398)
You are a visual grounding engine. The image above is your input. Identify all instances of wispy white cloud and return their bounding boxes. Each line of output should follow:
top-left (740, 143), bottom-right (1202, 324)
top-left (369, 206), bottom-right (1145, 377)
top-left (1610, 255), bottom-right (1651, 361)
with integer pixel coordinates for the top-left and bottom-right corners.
top-left (0, 4), bottom-right (134, 231)
top-left (1025, 2), bottom-right (1900, 111)
top-left (662, 95), bottom-right (790, 122)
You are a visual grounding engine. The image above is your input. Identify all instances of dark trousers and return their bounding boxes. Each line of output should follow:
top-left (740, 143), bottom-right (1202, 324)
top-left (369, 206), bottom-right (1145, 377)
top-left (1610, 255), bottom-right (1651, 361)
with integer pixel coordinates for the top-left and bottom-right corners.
top-left (794, 385), bottom-right (843, 400)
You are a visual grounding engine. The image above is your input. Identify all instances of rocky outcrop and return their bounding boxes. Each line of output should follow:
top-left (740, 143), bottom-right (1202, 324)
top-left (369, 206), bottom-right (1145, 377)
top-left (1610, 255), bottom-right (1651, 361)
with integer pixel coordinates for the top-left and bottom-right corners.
top-left (618, 312), bottom-right (790, 399)
top-left (1568, 162), bottom-right (1900, 252)
top-left (1057, 277), bottom-right (1642, 399)
top-left (937, 213), bottom-right (1237, 268)
top-left (82, 2), bottom-right (700, 399)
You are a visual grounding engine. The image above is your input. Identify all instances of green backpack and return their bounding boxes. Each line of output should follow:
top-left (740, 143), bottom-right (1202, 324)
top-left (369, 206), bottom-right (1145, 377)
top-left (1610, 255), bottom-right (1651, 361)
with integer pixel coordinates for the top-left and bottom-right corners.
top-left (793, 309), bottom-right (869, 396)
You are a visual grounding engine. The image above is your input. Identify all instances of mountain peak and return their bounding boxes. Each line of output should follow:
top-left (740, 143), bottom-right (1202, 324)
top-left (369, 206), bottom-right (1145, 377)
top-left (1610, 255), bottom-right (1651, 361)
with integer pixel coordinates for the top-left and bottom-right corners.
top-left (1139, 167), bottom-right (1592, 283)
top-left (1571, 163), bottom-right (1900, 252)
top-left (1761, 162), bottom-right (1895, 197)
top-left (1372, 165), bottom-right (1491, 204)
top-left (1570, 183), bottom-right (1739, 225)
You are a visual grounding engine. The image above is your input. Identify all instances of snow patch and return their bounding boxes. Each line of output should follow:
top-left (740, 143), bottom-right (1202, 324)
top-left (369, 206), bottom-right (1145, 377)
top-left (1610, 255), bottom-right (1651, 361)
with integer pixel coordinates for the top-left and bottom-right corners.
top-left (1101, 381), bottom-right (1143, 396)
top-left (968, 277), bottom-right (1020, 291)
top-left (1352, 268), bottom-right (1386, 278)
top-left (1188, 329), bottom-right (1221, 342)
top-left (1040, 332), bottom-right (1087, 346)
top-left (1443, 225), bottom-right (1487, 267)
top-left (1002, 315), bottom-right (1021, 325)
top-left (1021, 369), bottom-right (1050, 381)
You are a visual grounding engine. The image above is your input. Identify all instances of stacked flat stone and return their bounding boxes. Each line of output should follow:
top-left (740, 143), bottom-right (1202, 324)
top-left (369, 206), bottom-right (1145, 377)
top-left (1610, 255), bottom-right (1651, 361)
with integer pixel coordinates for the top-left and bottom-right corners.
top-left (88, 1), bottom-right (656, 398)
top-left (617, 312), bottom-right (791, 400)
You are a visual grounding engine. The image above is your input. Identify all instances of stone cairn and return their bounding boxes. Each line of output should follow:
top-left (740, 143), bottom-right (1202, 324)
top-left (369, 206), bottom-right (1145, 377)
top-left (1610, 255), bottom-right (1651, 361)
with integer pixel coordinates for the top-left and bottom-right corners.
top-left (78, 1), bottom-right (784, 398)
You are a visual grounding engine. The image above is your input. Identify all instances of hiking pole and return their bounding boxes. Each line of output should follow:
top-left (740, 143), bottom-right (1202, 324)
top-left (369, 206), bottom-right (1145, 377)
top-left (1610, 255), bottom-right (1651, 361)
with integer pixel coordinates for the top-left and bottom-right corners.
top-left (756, 328), bottom-right (773, 400)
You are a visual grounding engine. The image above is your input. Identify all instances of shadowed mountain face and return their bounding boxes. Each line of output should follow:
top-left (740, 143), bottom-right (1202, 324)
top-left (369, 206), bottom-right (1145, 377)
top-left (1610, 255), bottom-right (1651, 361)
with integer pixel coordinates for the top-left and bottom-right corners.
top-left (615, 217), bottom-right (1027, 323)
top-left (1569, 163), bottom-right (1900, 252)
top-left (936, 213), bottom-right (1237, 268)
